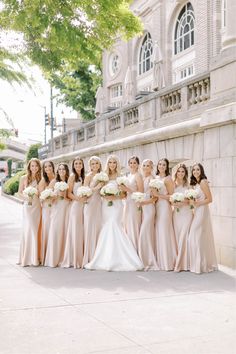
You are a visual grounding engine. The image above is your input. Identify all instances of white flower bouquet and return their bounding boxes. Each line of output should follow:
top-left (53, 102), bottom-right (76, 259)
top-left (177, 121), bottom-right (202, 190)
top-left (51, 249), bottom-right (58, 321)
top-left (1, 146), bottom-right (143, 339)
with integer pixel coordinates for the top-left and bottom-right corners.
top-left (184, 189), bottom-right (198, 209)
top-left (169, 192), bottom-right (185, 212)
top-left (40, 188), bottom-right (55, 207)
top-left (149, 179), bottom-right (164, 191)
top-left (116, 176), bottom-right (129, 187)
top-left (131, 192), bottom-right (146, 211)
top-left (76, 186), bottom-right (92, 203)
top-left (93, 172), bottom-right (109, 184)
top-left (54, 181), bottom-right (69, 199)
top-left (100, 183), bottom-right (119, 206)
top-left (23, 186), bottom-right (38, 206)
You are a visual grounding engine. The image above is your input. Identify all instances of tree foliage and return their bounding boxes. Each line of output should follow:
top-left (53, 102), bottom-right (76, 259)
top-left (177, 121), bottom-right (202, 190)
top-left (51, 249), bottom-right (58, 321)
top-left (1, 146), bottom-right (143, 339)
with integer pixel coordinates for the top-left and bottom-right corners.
top-left (0, 1), bottom-right (142, 72)
top-left (26, 143), bottom-right (42, 162)
top-left (51, 61), bottom-right (102, 120)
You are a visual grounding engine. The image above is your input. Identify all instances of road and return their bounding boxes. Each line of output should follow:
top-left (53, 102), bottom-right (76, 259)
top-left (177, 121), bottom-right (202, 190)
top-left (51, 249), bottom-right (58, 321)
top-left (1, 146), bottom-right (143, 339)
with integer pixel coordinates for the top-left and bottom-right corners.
top-left (0, 192), bottom-right (235, 354)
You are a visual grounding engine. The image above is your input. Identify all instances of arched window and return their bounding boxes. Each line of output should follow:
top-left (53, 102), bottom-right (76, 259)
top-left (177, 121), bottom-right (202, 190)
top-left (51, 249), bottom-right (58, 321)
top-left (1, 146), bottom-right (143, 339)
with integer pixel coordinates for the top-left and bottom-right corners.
top-left (139, 33), bottom-right (153, 75)
top-left (174, 2), bottom-right (195, 55)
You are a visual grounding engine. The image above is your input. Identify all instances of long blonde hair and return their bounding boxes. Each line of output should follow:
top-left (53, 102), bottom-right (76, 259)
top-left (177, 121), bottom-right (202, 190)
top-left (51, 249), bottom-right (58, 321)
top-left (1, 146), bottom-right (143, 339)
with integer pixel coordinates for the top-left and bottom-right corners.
top-left (26, 158), bottom-right (41, 186)
top-left (88, 156), bottom-right (102, 173)
top-left (105, 155), bottom-right (121, 177)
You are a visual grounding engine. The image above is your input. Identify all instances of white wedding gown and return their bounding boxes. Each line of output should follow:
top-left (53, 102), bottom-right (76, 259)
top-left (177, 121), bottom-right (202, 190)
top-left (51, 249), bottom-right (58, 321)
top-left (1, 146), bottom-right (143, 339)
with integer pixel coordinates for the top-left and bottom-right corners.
top-left (85, 181), bottom-right (143, 271)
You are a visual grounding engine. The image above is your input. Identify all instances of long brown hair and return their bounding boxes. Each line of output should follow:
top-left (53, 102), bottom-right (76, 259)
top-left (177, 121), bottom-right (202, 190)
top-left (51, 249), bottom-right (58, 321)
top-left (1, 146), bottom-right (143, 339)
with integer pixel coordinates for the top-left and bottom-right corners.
top-left (72, 157), bottom-right (85, 183)
top-left (56, 163), bottom-right (69, 183)
top-left (174, 163), bottom-right (188, 186)
top-left (156, 158), bottom-right (170, 176)
top-left (190, 163), bottom-right (207, 186)
top-left (26, 158), bottom-right (41, 186)
top-left (42, 161), bottom-right (55, 185)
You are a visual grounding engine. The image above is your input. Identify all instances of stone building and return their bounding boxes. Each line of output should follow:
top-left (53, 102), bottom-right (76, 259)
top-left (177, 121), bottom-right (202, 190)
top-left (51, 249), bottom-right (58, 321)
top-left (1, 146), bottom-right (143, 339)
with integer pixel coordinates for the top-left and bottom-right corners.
top-left (39, 0), bottom-right (236, 268)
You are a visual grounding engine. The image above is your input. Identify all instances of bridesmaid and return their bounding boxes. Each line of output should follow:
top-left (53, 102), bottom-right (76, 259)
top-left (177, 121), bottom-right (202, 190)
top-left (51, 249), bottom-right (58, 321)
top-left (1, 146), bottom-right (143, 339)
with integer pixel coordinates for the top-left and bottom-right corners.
top-left (38, 161), bottom-right (55, 264)
top-left (188, 163), bottom-right (218, 274)
top-left (82, 156), bottom-right (103, 267)
top-left (18, 158), bottom-right (42, 266)
top-left (44, 163), bottom-right (70, 267)
top-left (61, 157), bottom-right (85, 268)
top-left (152, 158), bottom-right (177, 271)
top-left (171, 164), bottom-right (193, 272)
top-left (121, 156), bottom-right (144, 250)
top-left (138, 159), bottom-right (158, 270)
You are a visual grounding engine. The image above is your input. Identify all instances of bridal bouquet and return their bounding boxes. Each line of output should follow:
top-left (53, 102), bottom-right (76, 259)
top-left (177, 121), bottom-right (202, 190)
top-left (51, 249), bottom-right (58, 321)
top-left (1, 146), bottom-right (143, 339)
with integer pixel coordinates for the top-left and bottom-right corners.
top-left (149, 179), bottom-right (164, 192)
top-left (76, 186), bottom-right (92, 203)
top-left (40, 188), bottom-right (55, 207)
top-left (54, 181), bottom-right (69, 199)
top-left (23, 186), bottom-right (38, 206)
top-left (100, 183), bottom-right (119, 206)
top-left (169, 192), bottom-right (185, 212)
top-left (131, 192), bottom-right (146, 211)
top-left (184, 189), bottom-right (198, 209)
top-left (93, 172), bottom-right (109, 184)
top-left (116, 176), bottom-right (129, 187)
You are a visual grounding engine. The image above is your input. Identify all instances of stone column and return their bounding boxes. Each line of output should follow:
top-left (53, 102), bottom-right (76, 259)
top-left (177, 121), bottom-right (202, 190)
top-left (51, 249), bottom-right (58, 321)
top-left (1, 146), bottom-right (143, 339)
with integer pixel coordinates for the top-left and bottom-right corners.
top-left (222, 0), bottom-right (236, 50)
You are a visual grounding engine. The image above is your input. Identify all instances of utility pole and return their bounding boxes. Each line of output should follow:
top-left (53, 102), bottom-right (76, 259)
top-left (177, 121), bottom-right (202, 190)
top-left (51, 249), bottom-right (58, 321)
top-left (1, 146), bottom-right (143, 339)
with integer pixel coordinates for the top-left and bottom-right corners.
top-left (43, 106), bottom-right (47, 145)
top-left (50, 85), bottom-right (54, 154)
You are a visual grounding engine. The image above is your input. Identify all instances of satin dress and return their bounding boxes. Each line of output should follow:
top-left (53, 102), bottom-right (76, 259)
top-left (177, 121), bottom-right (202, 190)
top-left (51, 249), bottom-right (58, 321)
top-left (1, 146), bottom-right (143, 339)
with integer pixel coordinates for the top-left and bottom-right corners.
top-left (188, 184), bottom-right (218, 274)
top-left (40, 195), bottom-right (53, 264)
top-left (138, 176), bottom-right (158, 270)
top-left (44, 194), bottom-right (69, 267)
top-left (18, 180), bottom-right (41, 266)
top-left (172, 185), bottom-right (193, 272)
top-left (124, 173), bottom-right (142, 250)
top-left (61, 181), bottom-right (84, 268)
top-left (154, 176), bottom-right (177, 270)
top-left (82, 176), bottom-right (102, 267)
top-left (85, 180), bottom-right (143, 271)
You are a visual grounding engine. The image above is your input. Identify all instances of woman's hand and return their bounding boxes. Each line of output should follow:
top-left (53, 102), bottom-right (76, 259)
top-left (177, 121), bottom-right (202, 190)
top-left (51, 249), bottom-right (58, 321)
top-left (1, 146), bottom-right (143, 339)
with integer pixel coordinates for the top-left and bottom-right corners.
top-left (119, 184), bottom-right (129, 193)
top-left (103, 195), bottom-right (117, 201)
top-left (150, 188), bottom-right (159, 198)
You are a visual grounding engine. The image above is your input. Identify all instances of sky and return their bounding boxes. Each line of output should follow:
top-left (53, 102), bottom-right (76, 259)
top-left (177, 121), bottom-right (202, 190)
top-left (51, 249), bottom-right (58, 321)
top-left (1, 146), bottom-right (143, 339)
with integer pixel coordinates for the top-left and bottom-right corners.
top-left (0, 65), bottom-right (77, 145)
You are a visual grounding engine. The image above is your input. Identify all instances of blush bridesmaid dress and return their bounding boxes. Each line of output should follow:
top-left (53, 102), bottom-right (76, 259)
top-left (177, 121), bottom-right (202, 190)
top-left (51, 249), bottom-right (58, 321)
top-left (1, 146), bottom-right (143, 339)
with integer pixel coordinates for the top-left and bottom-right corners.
top-left (44, 194), bottom-right (70, 267)
top-left (154, 176), bottom-right (177, 271)
top-left (18, 180), bottom-right (41, 266)
top-left (188, 183), bottom-right (218, 274)
top-left (172, 185), bottom-right (193, 272)
top-left (124, 173), bottom-right (142, 250)
top-left (82, 176), bottom-right (102, 267)
top-left (61, 180), bottom-right (84, 268)
top-left (138, 176), bottom-right (158, 270)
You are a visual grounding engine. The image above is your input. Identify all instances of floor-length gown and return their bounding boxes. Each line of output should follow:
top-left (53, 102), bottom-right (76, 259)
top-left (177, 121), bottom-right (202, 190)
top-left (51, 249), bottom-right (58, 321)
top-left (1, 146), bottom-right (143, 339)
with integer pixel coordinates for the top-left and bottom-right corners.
top-left (138, 176), bottom-right (158, 270)
top-left (82, 176), bottom-right (102, 267)
top-left (155, 176), bottom-right (177, 270)
top-left (188, 184), bottom-right (218, 273)
top-left (18, 181), bottom-right (41, 266)
top-left (173, 185), bottom-right (193, 272)
top-left (85, 180), bottom-right (143, 271)
top-left (61, 181), bottom-right (84, 268)
top-left (124, 173), bottom-right (142, 250)
top-left (40, 199), bottom-right (52, 264)
top-left (44, 196), bottom-right (69, 267)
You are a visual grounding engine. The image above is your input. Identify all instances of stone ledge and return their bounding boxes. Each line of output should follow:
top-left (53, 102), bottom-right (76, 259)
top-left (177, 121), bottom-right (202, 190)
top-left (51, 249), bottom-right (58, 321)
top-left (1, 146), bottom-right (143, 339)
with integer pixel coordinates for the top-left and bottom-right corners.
top-left (1, 191), bottom-right (23, 204)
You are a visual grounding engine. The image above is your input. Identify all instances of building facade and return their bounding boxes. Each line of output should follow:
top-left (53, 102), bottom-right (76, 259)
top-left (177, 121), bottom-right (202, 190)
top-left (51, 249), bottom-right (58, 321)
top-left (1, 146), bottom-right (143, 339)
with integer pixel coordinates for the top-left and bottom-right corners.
top-left (39, 0), bottom-right (236, 268)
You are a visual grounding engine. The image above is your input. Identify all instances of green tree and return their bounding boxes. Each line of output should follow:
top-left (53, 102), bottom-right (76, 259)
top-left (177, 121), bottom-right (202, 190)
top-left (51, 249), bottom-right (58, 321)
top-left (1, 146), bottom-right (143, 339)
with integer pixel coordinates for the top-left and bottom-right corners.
top-left (51, 61), bottom-right (102, 121)
top-left (26, 143), bottom-right (42, 162)
top-left (0, 1), bottom-right (142, 73)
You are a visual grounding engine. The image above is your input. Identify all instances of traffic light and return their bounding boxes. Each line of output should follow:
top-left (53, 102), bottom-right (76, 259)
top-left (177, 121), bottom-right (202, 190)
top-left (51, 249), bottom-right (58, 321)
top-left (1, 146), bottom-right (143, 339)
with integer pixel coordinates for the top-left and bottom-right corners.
top-left (45, 114), bottom-right (50, 126)
top-left (14, 129), bottom-right (18, 137)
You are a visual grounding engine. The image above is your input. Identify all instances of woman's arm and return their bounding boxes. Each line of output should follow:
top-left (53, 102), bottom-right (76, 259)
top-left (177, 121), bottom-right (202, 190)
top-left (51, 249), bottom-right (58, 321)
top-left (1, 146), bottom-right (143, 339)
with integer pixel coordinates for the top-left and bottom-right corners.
top-left (38, 178), bottom-right (46, 194)
top-left (195, 180), bottom-right (212, 206)
top-left (67, 175), bottom-right (77, 201)
top-left (18, 175), bottom-right (27, 199)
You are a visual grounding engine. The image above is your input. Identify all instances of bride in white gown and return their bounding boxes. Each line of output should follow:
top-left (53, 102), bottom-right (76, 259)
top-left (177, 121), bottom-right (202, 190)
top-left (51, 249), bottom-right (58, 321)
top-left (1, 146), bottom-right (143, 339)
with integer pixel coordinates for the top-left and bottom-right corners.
top-left (85, 155), bottom-right (143, 271)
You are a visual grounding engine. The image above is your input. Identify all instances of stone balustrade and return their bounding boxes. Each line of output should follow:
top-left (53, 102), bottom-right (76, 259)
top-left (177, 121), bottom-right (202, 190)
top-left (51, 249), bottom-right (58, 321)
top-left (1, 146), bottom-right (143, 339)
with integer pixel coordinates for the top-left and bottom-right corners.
top-left (39, 73), bottom-right (211, 159)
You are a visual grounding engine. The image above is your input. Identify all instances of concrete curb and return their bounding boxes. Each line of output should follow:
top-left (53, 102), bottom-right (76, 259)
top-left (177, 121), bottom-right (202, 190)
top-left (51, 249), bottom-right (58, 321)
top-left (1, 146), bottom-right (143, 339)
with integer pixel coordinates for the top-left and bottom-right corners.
top-left (1, 191), bottom-right (23, 204)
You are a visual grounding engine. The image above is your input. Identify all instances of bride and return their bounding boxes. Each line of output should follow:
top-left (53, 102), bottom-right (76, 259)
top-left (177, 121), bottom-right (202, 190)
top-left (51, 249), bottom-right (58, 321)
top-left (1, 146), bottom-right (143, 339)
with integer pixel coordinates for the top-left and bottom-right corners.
top-left (85, 155), bottom-right (143, 271)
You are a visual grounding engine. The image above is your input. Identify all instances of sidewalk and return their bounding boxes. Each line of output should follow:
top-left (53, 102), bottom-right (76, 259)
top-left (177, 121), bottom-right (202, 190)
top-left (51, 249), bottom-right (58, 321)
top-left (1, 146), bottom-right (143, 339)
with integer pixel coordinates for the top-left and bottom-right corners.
top-left (0, 193), bottom-right (235, 354)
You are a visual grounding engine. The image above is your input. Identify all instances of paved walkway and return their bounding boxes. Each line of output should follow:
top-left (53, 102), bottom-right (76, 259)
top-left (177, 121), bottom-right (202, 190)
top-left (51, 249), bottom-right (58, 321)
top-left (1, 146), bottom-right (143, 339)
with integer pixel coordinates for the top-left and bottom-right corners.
top-left (0, 191), bottom-right (235, 354)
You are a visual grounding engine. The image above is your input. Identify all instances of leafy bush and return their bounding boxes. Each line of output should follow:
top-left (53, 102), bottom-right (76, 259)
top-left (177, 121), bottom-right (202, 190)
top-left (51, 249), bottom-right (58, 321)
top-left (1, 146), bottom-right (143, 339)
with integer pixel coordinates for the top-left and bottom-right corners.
top-left (3, 170), bottom-right (26, 195)
top-left (26, 143), bottom-right (42, 162)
